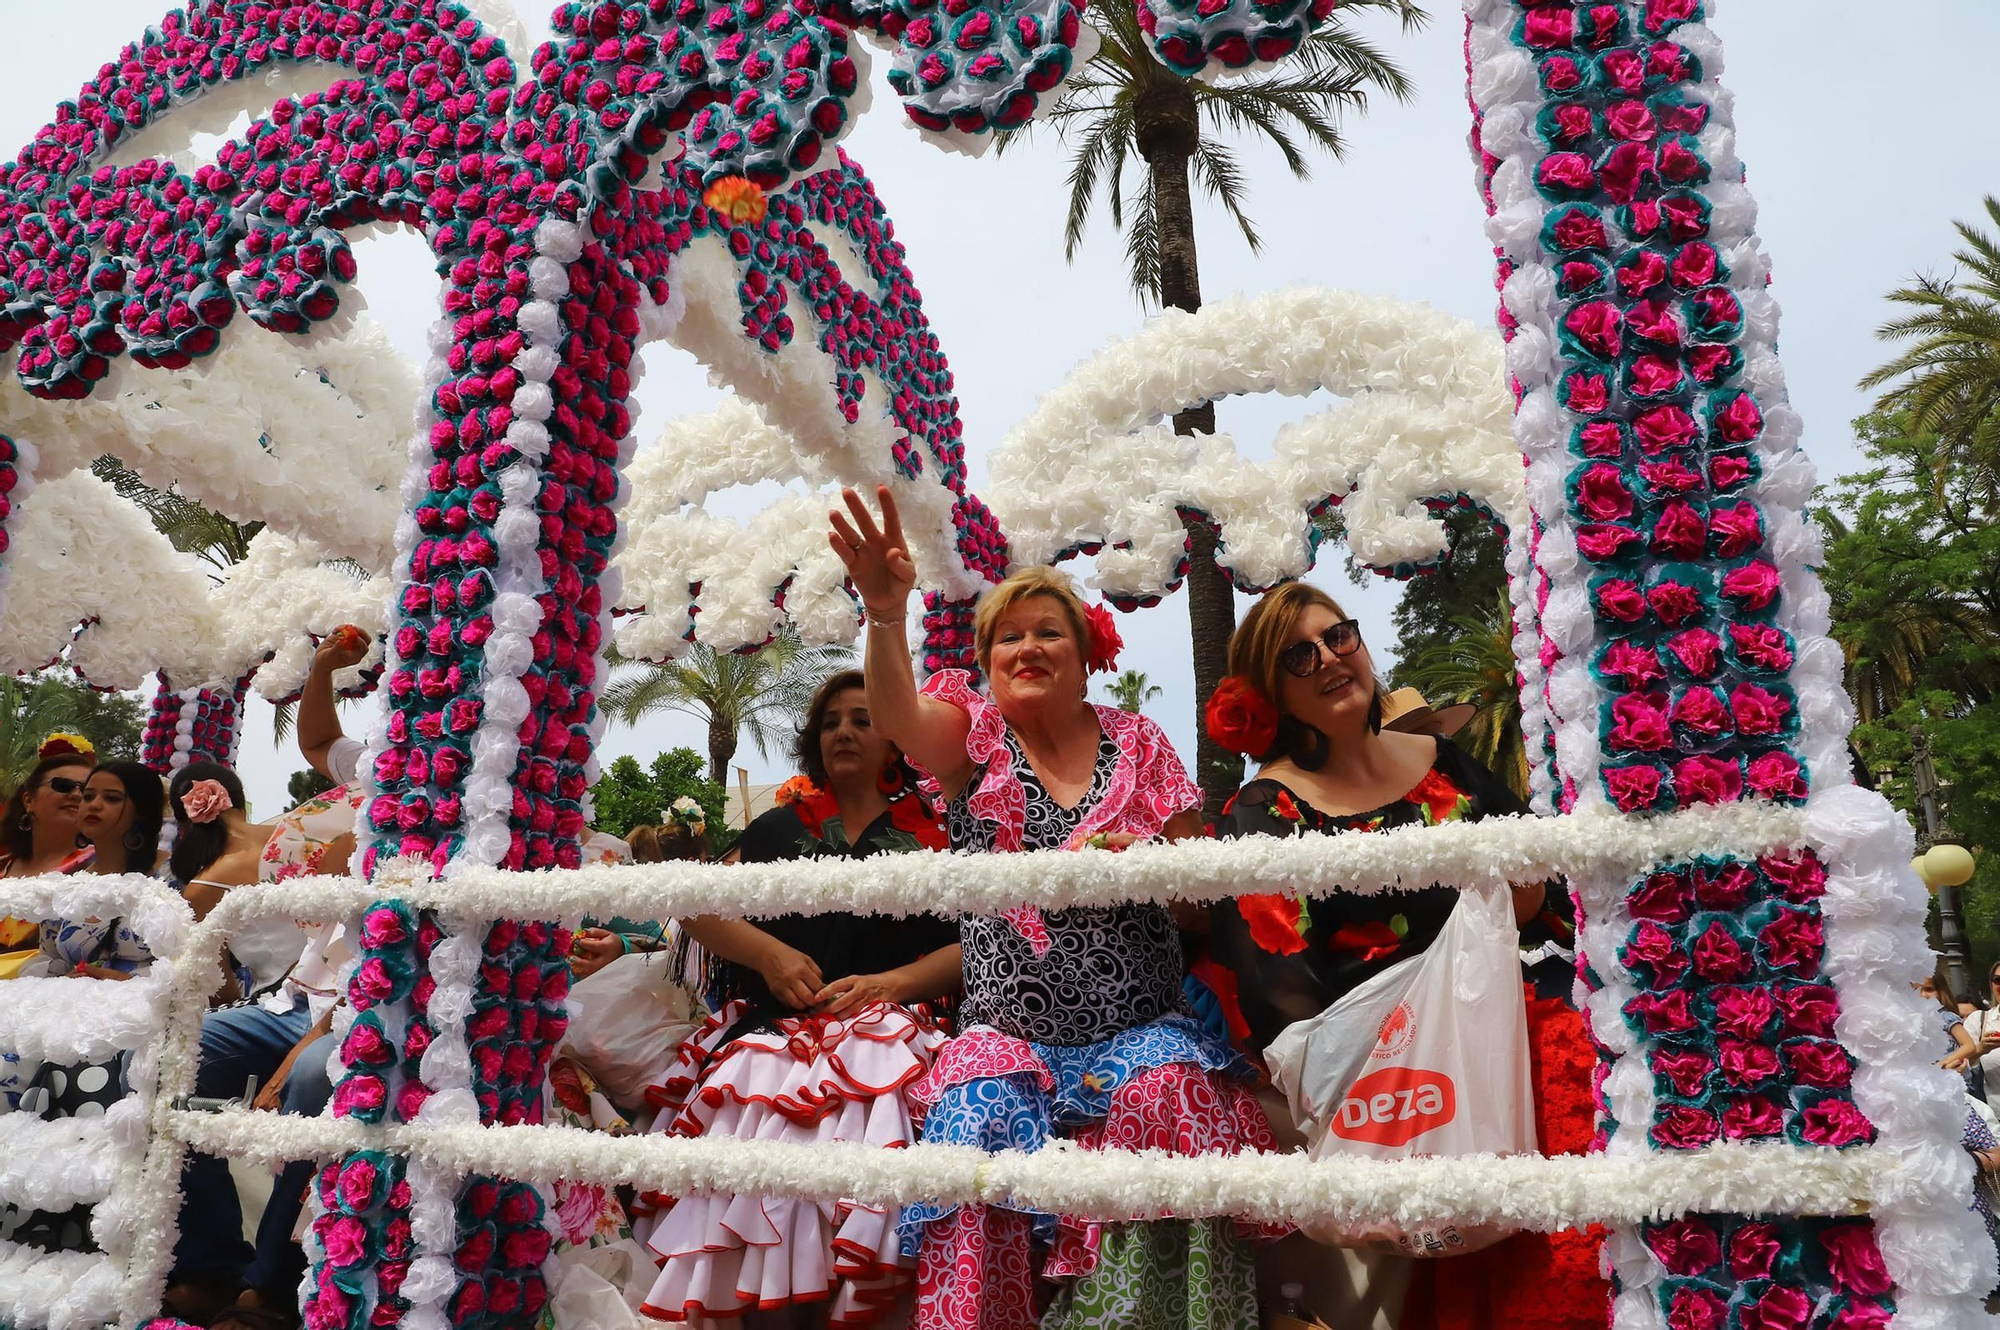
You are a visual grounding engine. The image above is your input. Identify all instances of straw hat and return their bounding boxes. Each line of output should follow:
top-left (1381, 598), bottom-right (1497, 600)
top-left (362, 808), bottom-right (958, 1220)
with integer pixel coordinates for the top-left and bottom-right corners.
top-left (1379, 686), bottom-right (1478, 738)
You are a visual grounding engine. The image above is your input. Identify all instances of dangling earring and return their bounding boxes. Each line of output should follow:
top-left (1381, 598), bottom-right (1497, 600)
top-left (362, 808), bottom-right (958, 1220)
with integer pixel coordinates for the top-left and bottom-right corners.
top-left (124, 828), bottom-right (147, 853)
top-left (877, 762), bottom-right (905, 796)
top-left (16, 812), bottom-right (30, 832)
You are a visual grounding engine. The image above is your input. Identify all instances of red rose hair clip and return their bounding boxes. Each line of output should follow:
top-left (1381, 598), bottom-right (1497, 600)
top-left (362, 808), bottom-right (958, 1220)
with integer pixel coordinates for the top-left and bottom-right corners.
top-left (1083, 602), bottom-right (1123, 675)
top-left (1204, 676), bottom-right (1279, 756)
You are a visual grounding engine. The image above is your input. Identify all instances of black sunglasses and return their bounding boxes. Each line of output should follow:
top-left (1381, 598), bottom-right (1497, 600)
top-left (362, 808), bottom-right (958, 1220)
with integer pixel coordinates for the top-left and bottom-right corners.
top-left (43, 776), bottom-right (86, 796)
top-left (1279, 620), bottom-right (1363, 678)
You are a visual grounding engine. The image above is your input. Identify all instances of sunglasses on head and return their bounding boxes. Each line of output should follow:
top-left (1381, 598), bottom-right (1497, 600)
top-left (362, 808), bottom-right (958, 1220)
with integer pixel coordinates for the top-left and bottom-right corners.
top-left (1279, 620), bottom-right (1363, 678)
top-left (43, 776), bottom-right (85, 796)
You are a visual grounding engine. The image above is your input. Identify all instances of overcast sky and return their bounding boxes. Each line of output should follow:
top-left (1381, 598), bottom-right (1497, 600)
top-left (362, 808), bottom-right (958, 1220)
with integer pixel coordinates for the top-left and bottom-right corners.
top-left (5, 2), bottom-right (1998, 817)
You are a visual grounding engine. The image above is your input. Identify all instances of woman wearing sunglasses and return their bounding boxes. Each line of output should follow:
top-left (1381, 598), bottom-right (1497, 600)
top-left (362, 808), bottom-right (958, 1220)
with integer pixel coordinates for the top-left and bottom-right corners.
top-left (1201, 582), bottom-right (1603, 1330)
top-left (0, 744), bottom-right (100, 975)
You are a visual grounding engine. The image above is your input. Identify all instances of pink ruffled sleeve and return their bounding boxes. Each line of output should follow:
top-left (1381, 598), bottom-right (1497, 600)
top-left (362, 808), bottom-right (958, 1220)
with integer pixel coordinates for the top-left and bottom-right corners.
top-left (915, 669), bottom-right (1025, 851)
top-left (1129, 712), bottom-right (1201, 822)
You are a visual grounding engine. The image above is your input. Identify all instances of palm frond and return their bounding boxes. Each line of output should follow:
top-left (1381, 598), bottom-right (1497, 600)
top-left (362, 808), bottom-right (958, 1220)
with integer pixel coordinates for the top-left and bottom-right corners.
top-left (1190, 138), bottom-right (1262, 254)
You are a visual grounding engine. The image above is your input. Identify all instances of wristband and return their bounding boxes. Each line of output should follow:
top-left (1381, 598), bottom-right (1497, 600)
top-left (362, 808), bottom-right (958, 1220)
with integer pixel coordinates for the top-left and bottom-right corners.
top-left (616, 932), bottom-right (632, 955)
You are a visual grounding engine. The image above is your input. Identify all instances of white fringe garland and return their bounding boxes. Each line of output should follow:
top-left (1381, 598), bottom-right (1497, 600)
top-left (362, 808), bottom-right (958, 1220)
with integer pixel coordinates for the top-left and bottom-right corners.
top-left (169, 1110), bottom-right (1899, 1234)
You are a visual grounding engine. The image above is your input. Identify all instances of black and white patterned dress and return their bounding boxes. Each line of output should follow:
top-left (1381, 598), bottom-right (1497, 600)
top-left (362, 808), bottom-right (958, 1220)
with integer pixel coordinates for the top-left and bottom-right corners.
top-left (948, 729), bottom-right (1185, 1047)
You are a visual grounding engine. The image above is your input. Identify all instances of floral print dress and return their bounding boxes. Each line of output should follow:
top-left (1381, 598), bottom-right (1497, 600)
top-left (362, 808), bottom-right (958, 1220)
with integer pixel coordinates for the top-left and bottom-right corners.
top-left (1210, 739), bottom-right (1607, 1330)
top-left (901, 670), bottom-right (1276, 1330)
top-left (634, 776), bottom-right (958, 1328)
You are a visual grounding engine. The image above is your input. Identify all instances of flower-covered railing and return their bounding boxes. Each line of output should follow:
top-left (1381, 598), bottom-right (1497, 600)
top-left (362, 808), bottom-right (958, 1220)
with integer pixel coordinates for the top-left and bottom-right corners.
top-left (0, 796), bottom-right (1974, 1325)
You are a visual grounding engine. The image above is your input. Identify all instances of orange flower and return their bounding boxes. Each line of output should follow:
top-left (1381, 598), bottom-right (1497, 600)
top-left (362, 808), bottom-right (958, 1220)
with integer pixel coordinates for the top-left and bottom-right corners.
top-left (1272, 789), bottom-right (1304, 823)
top-left (1238, 893), bottom-right (1310, 955)
top-left (774, 774), bottom-right (816, 807)
top-left (703, 175), bottom-right (767, 226)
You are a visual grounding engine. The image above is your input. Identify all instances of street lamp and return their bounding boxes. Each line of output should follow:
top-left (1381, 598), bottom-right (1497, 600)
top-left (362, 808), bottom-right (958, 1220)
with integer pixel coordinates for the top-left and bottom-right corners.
top-left (1911, 725), bottom-right (1976, 997)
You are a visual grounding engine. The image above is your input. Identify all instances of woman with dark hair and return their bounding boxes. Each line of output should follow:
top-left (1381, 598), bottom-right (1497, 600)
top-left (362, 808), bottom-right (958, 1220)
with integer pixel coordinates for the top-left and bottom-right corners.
top-left (0, 763), bottom-right (167, 1256)
top-left (634, 669), bottom-right (962, 1327)
top-left (0, 744), bottom-right (99, 895)
top-left (1203, 581), bottom-right (1600, 1330)
top-left (1921, 965), bottom-right (1979, 1080)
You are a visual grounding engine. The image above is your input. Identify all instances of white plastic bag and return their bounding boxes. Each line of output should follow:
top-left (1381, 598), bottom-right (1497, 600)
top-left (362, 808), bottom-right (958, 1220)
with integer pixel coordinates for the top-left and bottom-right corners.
top-left (1264, 886), bottom-right (1536, 1256)
top-left (562, 953), bottom-right (706, 1107)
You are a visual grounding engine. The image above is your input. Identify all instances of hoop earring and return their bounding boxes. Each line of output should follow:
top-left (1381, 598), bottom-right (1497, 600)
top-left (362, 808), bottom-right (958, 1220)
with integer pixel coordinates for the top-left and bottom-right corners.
top-left (124, 829), bottom-right (148, 853)
top-left (16, 812), bottom-right (30, 832)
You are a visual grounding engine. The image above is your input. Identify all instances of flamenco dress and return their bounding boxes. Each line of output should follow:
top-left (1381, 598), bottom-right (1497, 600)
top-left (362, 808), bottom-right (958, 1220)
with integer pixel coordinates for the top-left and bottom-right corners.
top-left (1206, 737), bottom-right (1607, 1330)
top-left (900, 671), bottom-right (1277, 1330)
top-left (635, 778), bottom-right (958, 1327)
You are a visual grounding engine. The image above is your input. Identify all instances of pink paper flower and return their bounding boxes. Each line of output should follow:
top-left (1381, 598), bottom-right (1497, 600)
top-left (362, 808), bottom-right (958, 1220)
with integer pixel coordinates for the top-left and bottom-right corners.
top-left (1628, 869), bottom-right (1693, 924)
top-left (1786, 1038), bottom-right (1853, 1089)
top-left (1600, 639), bottom-right (1666, 688)
top-left (1565, 300), bottom-right (1623, 357)
top-left (1820, 1222), bottom-right (1893, 1296)
top-left (337, 1157), bottom-right (380, 1211)
top-left (1741, 1285), bottom-right (1813, 1330)
top-left (1596, 579), bottom-right (1648, 623)
top-left (1553, 208), bottom-right (1608, 251)
top-left (1576, 462), bottom-right (1636, 522)
top-left (1671, 242), bottom-right (1719, 288)
top-left (1801, 1098), bottom-right (1876, 1148)
top-left (1707, 499), bottom-right (1764, 558)
top-left (1578, 419), bottom-right (1627, 456)
top-left (1610, 692), bottom-right (1673, 751)
top-left (1650, 500), bottom-right (1706, 558)
top-left (1646, 579), bottom-right (1704, 626)
top-left (1692, 860), bottom-right (1756, 910)
top-left (1665, 1285), bottom-right (1728, 1330)
top-left (1657, 1106), bottom-right (1719, 1156)
top-left (1673, 754), bottom-right (1743, 806)
top-left (321, 1215), bottom-right (369, 1268)
top-left (1731, 622), bottom-right (1795, 672)
top-left (1759, 906), bottom-right (1824, 976)
top-left (1829, 1301), bottom-right (1894, 1330)
top-left (1729, 683), bottom-right (1791, 736)
top-left (1644, 1217), bottom-right (1723, 1275)
top-left (1713, 984), bottom-right (1779, 1039)
top-left (1634, 403), bottom-right (1699, 453)
top-left (1604, 99), bottom-right (1657, 142)
top-left (1671, 686), bottom-right (1730, 739)
top-left (1714, 391), bottom-right (1765, 443)
top-left (1628, 353), bottom-right (1685, 397)
top-left (1578, 524), bottom-right (1644, 561)
top-left (1565, 370), bottom-right (1610, 414)
top-left (1651, 1046), bottom-right (1714, 1098)
top-left (1779, 984), bottom-right (1841, 1038)
top-left (1746, 750), bottom-right (1810, 802)
top-left (1605, 762), bottom-right (1666, 811)
top-left (1618, 249), bottom-right (1670, 297)
top-left (1721, 559), bottom-right (1782, 612)
top-left (359, 907), bottom-right (408, 950)
top-left (1710, 453), bottom-right (1754, 492)
top-left (1691, 920), bottom-right (1751, 982)
top-left (1623, 920), bottom-right (1690, 987)
top-left (1721, 1093), bottom-right (1786, 1139)
top-left (1730, 1220), bottom-right (1782, 1280)
top-left (1665, 627), bottom-right (1723, 679)
top-left (1626, 989), bottom-right (1696, 1035)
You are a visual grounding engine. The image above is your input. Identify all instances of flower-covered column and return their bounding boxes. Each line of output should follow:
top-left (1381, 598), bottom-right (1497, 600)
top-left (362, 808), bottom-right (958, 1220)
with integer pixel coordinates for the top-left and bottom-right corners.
top-left (1465, 1), bottom-right (1990, 1324)
top-left (142, 673), bottom-right (252, 775)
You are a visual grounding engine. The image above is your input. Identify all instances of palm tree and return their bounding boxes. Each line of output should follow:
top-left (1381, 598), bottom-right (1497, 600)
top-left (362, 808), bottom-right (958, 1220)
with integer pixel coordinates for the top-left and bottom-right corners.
top-left (1860, 196), bottom-right (2000, 492)
top-left (998, 0), bottom-right (1425, 815)
top-left (90, 455), bottom-right (263, 574)
top-left (1104, 669), bottom-right (1163, 714)
top-left (1398, 589), bottom-right (1527, 798)
top-left (598, 628), bottom-right (854, 783)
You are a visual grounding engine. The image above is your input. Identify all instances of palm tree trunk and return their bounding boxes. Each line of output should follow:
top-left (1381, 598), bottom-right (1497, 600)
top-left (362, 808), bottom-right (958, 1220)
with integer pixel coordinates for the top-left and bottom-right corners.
top-left (707, 717), bottom-right (737, 787)
top-left (1138, 78), bottom-right (1242, 819)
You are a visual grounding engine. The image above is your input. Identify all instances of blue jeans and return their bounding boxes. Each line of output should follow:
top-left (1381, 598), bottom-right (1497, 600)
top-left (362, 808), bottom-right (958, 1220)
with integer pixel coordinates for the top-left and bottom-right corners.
top-left (243, 1032), bottom-right (337, 1296)
top-left (170, 997), bottom-right (313, 1285)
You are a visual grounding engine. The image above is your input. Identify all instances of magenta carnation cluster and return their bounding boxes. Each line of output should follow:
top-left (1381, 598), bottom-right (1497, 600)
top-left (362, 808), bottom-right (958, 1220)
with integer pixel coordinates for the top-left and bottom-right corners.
top-left (141, 672), bottom-right (252, 770)
top-left (1639, 1213), bottom-right (1895, 1330)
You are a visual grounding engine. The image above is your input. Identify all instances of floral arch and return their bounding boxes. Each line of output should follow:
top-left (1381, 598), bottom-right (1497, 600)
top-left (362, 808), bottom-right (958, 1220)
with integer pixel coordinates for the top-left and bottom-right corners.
top-left (0, 1), bottom-right (1986, 1328)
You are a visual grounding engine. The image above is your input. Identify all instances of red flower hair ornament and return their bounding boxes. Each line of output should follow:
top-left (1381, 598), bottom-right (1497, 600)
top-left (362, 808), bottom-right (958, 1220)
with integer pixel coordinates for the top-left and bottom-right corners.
top-left (1084, 602), bottom-right (1123, 675)
top-left (1205, 676), bottom-right (1279, 756)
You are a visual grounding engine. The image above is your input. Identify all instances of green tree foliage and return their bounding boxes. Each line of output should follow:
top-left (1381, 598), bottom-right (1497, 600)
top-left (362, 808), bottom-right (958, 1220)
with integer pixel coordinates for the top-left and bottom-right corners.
top-left (89, 456), bottom-right (263, 574)
top-left (1820, 412), bottom-right (2000, 966)
top-left (1103, 670), bottom-right (1163, 714)
top-left (1, 671), bottom-right (145, 792)
top-left (589, 749), bottom-right (729, 843)
top-left (1380, 510), bottom-right (1511, 685)
top-left (1860, 196), bottom-right (2000, 497)
top-left (598, 629), bottom-right (851, 784)
top-left (1397, 588), bottom-right (1527, 797)
top-left (287, 767), bottom-right (338, 810)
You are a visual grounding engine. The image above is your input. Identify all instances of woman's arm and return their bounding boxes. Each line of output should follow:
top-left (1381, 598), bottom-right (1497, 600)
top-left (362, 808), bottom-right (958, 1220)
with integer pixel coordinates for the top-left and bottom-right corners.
top-left (680, 915), bottom-right (825, 1010)
top-left (830, 486), bottom-right (973, 792)
top-left (1945, 1020), bottom-right (1980, 1070)
top-left (815, 943), bottom-right (964, 1017)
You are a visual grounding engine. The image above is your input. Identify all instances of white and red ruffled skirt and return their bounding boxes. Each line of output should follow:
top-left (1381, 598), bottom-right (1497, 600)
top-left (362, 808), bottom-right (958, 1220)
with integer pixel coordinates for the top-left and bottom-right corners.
top-left (635, 999), bottom-right (949, 1327)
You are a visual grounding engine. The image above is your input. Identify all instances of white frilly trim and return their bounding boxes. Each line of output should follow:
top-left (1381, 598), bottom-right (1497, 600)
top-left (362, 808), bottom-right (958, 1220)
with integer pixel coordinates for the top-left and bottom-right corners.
top-left (0, 1098), bottom-right (144, 1214)
top-left (0, 1238), bottom-right (125, 1330)
top-left (985, 287), bottom-right (1525, 595)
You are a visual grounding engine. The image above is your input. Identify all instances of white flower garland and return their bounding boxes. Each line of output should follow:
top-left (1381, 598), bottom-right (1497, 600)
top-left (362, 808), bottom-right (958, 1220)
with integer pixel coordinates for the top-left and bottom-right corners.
top-left (986, 287), bottom-right (1525, 594)
top-left (167, 1108), bottom-right (1901, 1235)
top-left (168, 801), bottom-right (1807, 930)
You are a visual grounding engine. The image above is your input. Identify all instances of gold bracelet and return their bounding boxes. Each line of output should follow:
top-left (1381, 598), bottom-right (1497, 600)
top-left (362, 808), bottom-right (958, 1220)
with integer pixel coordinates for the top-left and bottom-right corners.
top-left (865, 609), bottom-right (906, 629)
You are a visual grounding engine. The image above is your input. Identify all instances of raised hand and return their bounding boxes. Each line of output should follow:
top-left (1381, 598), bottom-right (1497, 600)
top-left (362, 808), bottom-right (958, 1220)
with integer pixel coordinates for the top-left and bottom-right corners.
top-left (829, 485), bottom-right (917, 617)
top-left (313, 625), bottom-right (370, 674)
